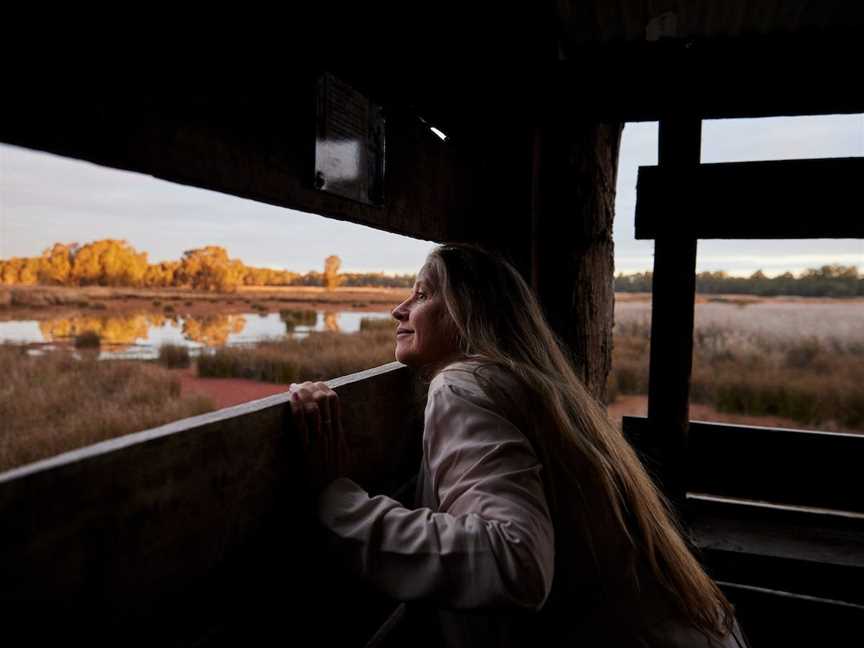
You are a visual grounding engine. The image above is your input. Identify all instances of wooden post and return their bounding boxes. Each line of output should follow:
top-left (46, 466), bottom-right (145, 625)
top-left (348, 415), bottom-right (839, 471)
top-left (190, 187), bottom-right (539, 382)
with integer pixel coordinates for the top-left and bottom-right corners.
top-left (647, 117), bottom-right (701, 507)
top-left (531, 115), bottom-right (623, 401)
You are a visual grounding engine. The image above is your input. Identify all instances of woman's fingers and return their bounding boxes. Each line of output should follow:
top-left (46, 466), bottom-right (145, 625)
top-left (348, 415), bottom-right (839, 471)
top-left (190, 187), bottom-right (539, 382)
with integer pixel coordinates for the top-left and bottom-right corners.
top-left (288, 381), bottom-right (347, 479)
top-left (312, 382), bottom-right (336, 466)
top-left (290, 390), bottom-right (310, 450)
top-left (290, 384), bottom-right (318, 450)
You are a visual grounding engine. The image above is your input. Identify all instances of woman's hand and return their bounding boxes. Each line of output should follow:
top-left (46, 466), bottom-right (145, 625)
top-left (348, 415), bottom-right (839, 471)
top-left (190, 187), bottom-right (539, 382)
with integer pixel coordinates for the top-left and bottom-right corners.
top-left (288, 381), bottom-right (350, 493)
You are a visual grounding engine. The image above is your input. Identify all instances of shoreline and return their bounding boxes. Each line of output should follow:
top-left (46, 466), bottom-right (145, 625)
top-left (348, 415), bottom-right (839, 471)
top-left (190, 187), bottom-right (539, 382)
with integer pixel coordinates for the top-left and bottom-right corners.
top-left (0, 285), bottom-right (406, 322)
top-left (2, 285), bottom-right (861, 322)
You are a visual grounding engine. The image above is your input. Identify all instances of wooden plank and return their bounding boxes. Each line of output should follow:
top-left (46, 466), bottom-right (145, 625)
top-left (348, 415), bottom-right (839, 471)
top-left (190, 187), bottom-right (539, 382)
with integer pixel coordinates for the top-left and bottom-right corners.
top-left (645, 118), bottom-right (701, 506)
top-left (687, 497), bottom-right (864, 603)
top-left (719, 582), bottom-right (864, 647)
top-left (691, 495), bottom-right (864, 565)
top-left (624, 416), bottom-right (864, 512)
top-left (0, 362), bottom-right (425, 646)
top-left (636, 157), bottom-right (864, 239)
top-left (689, 422), bottom-right (864, 513)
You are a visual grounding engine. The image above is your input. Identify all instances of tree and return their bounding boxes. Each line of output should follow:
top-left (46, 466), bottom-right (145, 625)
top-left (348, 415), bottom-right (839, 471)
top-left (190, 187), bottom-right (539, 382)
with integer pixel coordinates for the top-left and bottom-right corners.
top-left (70, 239), bottom-right (148, 286)
top-left (177, 246), bottom-right (244, 292)
top-left (38, 243), bottom-right (74, 285)
top-left (143, 261), bottom-right (180, 287)
top-left (323, 255), bottom-right (342, 290)
top-left (0, 259), bottom-right (24, 285)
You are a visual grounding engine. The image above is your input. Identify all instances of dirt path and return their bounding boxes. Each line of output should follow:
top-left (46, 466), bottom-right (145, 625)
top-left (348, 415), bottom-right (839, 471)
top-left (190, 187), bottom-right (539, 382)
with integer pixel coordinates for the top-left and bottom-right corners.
top-left (607, 394), bottom-right (860, 433)
top-left (175, 367), bottom-right (289, 409)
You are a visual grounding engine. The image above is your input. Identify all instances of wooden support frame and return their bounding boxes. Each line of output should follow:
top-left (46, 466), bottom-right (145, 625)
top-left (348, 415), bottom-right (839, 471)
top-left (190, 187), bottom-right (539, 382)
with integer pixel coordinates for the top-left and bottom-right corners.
top-left (636, 157), bottom-right (864, 239)
top-left (645, 117), bottom-right (701, 506)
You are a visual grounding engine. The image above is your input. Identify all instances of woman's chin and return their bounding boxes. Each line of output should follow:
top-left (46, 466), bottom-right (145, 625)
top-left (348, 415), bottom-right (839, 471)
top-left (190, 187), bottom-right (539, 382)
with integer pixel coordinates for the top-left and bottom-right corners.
top-left (395, 350), bottom-right (417, 367)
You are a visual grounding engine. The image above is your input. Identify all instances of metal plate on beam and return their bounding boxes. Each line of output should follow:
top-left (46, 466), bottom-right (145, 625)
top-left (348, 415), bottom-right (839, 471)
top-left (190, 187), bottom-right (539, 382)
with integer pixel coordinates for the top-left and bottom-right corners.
top-left (315, 73), bottom-right (385, 206)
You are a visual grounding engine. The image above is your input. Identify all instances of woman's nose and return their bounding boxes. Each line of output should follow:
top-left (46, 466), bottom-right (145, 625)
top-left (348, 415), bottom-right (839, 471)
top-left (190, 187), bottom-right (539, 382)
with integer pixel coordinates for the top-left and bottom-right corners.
top-left (391, 301), bottom-right (407, 321)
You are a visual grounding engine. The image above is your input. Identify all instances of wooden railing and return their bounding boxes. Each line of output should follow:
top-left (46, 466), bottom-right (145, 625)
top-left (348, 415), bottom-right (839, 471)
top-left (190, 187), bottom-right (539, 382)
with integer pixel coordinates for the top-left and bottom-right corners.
top-left (623, 416), bottom-right (864, 645)
top-left (4, 376), bottom-right (862, 646)
top-left (0, 362), bottom-right (425, 646)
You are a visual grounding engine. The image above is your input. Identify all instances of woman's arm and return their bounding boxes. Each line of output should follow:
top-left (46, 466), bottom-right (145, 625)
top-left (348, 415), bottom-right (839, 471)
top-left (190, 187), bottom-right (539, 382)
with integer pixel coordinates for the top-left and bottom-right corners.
top-left (316, 373), bottom-right (555, 611)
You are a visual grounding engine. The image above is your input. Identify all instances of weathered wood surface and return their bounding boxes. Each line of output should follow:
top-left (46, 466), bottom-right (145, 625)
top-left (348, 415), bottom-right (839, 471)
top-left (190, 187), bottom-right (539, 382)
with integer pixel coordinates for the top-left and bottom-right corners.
top-left (0, 76), bottom-right (471, 244)
top-left (531, 114), bottom-right (622, 400)
top-left (0, 362), bottom-right (425, 646)
top-left (645, 118), bottom-right (701, 506)
top-left (623, 416), bottom-right (864, 513)
top-left (636, 157), bottom-right (864, 239)
top-left (719, 582), bottom-right (864, 647)
top-left (689, 496), bottom-right (864, 602)
top-left (624, 415), bottom-right (864, 623)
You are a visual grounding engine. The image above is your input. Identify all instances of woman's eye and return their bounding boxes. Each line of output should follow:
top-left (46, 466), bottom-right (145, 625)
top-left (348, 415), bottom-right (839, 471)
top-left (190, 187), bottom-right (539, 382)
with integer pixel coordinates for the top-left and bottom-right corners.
top-left (416, 292), bottom-right (427, 300)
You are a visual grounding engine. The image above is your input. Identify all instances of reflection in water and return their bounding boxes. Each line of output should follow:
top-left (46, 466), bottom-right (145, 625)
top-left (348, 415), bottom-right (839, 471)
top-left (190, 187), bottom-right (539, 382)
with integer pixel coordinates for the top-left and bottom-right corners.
top-left (36, 313), bottom-right (247, 348)
top-left (324, 312), bottom-right (340, 333)
top-left (38, 313), bottom-right (171, 347)
top-left (280, 309), bottom-right (317, 333)
top-left (5, 310), bottom-right (392, 357)
top-left (182, 314), bottom-right (247, 346)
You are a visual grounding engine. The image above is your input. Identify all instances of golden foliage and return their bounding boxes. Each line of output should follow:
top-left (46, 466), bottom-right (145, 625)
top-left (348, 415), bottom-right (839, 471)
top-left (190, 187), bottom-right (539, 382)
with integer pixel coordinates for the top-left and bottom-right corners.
top-left (38, 315), bottom-right (155, 347)
top-left (181, 314), bottom-right (246, 346)
top-left (323, 254), bottom-right (343, 290)
top-left (71, 239), bottom-right (148, 286)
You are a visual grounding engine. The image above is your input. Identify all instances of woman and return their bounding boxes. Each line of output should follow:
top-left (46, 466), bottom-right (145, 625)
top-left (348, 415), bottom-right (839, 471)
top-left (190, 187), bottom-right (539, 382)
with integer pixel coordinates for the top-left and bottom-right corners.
top-left (289, 243), bottom-right (748, 647)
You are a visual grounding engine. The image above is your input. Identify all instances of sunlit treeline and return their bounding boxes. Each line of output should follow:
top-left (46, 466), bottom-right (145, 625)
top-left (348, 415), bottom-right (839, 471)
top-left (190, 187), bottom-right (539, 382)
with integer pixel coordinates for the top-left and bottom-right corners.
top-left (0, 240), bottom-right (416, 291)
top-left (616, 265), bottom-right (863, 297)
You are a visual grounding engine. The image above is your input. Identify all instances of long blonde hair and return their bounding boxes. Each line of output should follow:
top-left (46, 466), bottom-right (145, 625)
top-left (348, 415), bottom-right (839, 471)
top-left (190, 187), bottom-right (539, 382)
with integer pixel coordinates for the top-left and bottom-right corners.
top-left (425, 242), bottom-right (733, 639)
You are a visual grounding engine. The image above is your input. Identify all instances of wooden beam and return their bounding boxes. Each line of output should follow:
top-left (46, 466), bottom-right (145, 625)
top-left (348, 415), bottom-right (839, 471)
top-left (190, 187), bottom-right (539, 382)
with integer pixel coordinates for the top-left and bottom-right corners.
top-left (624, 416), bottom-right (864, 513)
top-left (558, 35), bottom-right (864, 122)
top-left (645, 118), bottom-right (701, 506)
top-left (636, 157), bottom-right (864, 239)
top-left (0, 363), bottom-right (424, 646)
top-left (0, 76), bottom-right (472, 244)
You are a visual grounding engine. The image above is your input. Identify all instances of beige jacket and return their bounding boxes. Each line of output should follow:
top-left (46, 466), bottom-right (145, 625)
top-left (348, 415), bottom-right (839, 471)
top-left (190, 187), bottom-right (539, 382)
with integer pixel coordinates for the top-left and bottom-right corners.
top-left (317, 360), bottom-right (748, 647)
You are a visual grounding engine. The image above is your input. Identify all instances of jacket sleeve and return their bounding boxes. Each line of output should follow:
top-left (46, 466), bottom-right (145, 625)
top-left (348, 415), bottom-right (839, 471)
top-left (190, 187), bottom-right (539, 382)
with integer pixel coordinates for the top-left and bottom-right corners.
top-left (316, 374), bottom-right (555, 611)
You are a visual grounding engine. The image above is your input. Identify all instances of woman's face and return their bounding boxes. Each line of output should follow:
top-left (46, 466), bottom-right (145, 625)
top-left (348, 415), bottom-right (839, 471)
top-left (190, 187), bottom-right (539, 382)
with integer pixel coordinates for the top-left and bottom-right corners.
top-left (391, 264), bottom-right (461, 368)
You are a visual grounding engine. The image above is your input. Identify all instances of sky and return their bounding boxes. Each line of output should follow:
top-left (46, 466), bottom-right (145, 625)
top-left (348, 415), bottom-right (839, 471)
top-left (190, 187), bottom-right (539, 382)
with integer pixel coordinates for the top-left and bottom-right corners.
top-left (1, 114), bottom-right (861, 277)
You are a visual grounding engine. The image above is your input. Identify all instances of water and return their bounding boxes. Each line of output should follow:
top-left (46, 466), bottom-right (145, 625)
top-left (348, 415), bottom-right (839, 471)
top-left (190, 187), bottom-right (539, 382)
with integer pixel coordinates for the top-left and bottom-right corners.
top-left (0, 309), bottom-right (393, 360)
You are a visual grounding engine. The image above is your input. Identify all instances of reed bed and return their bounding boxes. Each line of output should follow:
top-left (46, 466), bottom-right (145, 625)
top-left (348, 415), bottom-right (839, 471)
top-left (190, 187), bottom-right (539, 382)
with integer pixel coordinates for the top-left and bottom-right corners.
top-left (0, 345), bottom-right (213, 472)
top-left (2, 299), bottom-right (860, 473)
top-left (609, 315), bottom-right (864, 430)
top-left (198, 318), bottom-right (397, 383)
top-left (157, 343), bottom-right (191, 369)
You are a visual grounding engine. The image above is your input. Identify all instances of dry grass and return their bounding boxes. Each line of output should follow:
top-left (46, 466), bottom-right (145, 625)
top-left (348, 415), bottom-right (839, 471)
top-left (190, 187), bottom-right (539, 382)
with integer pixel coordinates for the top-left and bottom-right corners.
top-left (0, 345), bottom-right (214, 473)
top-left (198, 320), bottom-right (395, 383)
top-left (609, 315), bottom-right (864, 430)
